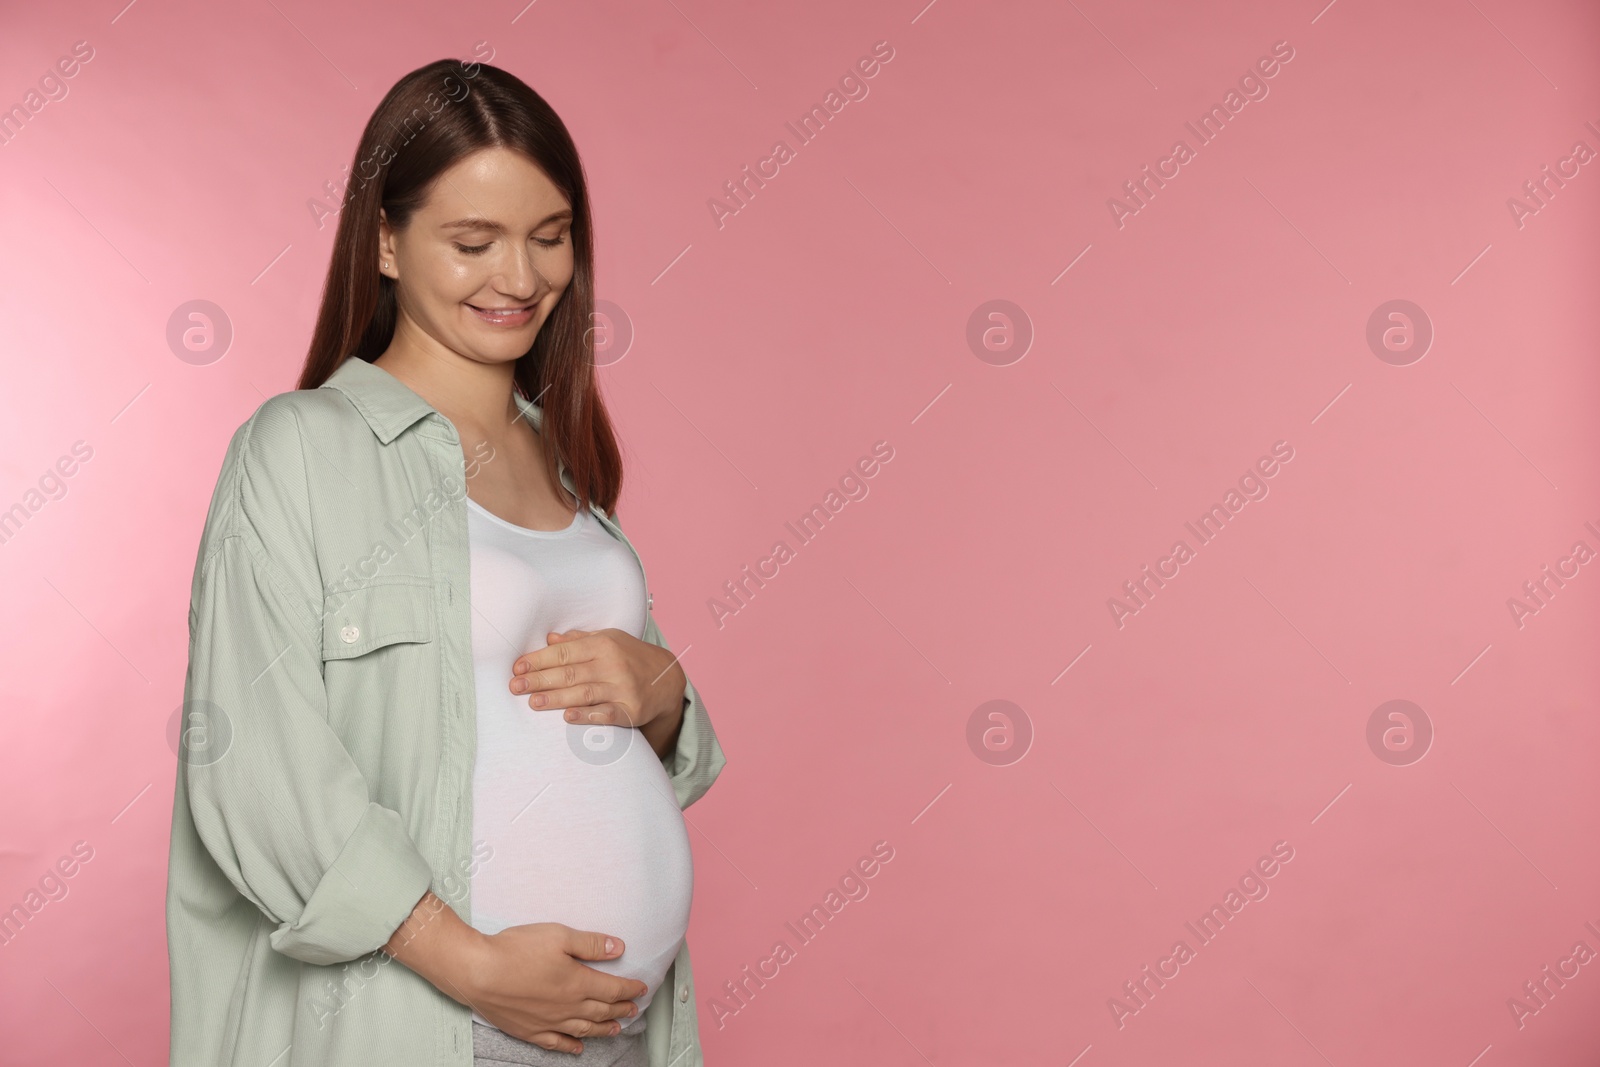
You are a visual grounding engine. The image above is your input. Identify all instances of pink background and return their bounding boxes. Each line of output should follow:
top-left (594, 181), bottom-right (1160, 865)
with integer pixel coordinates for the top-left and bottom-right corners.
top-left (2, 0), bottom-right (1598, 1063)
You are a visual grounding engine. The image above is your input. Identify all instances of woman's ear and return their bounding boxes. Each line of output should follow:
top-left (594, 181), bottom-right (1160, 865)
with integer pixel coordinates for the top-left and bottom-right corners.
top-left (377, 208), bottom-right (397, 276)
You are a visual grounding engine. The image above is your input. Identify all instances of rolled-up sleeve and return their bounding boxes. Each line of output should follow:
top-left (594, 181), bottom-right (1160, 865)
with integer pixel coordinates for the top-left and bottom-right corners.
top-left (609, 509), bottom-right (728, 811)
top-left (180, 403), bottom-right (434, 967)
top-left (641, 609), bottom-right (727, 811)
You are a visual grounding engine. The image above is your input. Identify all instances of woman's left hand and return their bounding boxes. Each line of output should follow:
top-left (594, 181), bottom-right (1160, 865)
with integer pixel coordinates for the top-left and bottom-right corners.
top-left (510, 628), bottom-right (686, 736)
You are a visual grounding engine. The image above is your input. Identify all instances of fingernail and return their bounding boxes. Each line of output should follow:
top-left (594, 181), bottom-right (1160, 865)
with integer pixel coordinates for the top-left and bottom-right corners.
top-left (605, 937), bottom-right (616, 953)
top-left (565, 711), bottom-right (578, 721)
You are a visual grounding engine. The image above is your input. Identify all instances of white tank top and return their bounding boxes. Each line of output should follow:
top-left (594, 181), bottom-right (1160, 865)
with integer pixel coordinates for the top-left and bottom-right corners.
top-left (464, 494), bottom-right (694, 1030)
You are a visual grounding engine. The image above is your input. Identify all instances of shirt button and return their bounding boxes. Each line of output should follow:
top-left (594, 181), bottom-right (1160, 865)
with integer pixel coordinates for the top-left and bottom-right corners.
top-left (678, 986), bottom-right (689, 1003)
top-left (340, 624), bottom-right (360, 643)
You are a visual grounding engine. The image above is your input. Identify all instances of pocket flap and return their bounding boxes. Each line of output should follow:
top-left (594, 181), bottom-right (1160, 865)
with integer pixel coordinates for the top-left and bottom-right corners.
top-left (321, 577), bottom-right (435, 659)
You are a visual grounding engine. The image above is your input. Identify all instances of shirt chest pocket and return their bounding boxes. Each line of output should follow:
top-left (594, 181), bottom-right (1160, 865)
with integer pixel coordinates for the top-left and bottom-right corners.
top-left (320, 576), bottom-right (436, 660)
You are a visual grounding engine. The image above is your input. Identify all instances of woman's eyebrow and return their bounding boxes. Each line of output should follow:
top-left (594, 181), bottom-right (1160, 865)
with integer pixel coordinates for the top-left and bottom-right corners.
top-left (440, 210), bottom-right (574, 232)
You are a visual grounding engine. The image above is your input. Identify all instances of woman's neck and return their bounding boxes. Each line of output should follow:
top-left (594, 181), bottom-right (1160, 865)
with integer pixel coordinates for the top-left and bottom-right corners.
top-left (372, 335), bottom-right (523, 441)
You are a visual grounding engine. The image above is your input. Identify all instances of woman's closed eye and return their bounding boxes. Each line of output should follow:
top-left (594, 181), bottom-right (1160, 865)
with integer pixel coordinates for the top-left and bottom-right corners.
top-left (454, 234), bottom-right (567, 255)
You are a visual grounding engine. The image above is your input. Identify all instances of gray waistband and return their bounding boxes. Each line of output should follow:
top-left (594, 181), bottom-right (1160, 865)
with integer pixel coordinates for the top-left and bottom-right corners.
top-left (471, 1015), bottom-right (647, 1067)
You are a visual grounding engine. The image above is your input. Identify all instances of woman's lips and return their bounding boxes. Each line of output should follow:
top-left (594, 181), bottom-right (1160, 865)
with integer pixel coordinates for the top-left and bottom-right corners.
top-left (468, 303), bottom-right (535, 327)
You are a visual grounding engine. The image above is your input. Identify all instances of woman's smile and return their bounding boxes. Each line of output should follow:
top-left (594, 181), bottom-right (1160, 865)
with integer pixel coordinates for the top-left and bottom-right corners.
top-left (467, 302), bottom-right (536, 327)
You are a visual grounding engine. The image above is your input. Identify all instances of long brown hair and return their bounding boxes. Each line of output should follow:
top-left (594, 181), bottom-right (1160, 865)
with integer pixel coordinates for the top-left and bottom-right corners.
top-left (296, 57), bottom-right (622, 515)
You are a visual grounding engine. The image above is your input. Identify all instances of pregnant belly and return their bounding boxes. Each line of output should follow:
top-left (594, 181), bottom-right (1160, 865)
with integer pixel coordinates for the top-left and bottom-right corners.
top-left (469, 693), bottom-right (694, 1023)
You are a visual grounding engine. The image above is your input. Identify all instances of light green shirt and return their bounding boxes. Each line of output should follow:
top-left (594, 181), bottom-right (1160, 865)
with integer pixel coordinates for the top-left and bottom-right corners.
top-left (166, 355), bottom-right (727, 1066)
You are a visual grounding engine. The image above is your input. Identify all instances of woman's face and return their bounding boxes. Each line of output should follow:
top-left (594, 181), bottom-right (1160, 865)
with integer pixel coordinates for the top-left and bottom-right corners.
top-left (379, 146), bottom-right (575, 368)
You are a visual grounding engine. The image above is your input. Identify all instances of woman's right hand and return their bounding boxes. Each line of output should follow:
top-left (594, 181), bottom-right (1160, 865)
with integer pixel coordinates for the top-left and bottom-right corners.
top-left (383, 893), bottom-right (647, 1055)
top-left (458, 922), bottom-right (649, 1053)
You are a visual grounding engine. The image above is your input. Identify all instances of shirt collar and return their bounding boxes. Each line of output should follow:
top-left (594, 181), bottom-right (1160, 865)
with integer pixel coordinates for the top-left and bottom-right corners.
top-left (322, 356), bottom-right (455, 444)
top-left (321, 356), bottom-right (578, 497)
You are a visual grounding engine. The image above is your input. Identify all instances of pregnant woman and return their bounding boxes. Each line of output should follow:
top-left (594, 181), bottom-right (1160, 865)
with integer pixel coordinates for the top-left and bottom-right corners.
top-left (165, 58), bottom-right (726, 1067)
